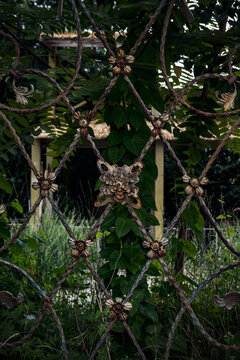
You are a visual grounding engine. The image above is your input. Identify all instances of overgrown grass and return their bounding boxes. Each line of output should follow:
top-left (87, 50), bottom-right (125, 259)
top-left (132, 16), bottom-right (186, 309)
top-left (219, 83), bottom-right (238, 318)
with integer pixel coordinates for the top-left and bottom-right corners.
top-left (2, 213), bottom-right (240, 359)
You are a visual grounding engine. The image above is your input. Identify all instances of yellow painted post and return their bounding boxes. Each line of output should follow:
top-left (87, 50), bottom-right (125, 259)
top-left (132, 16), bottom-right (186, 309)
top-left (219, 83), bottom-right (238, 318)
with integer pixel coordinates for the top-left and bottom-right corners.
top-left (30, 138), bottom-right (42, 223)
top-left (155, 140), bottom-right (164, 240)
top-left (49, 47), bottom-right (57, 68)
top-left (44, 148), bottom-right (53, 216)
top-left (152, 107), bottom-right (164, 240)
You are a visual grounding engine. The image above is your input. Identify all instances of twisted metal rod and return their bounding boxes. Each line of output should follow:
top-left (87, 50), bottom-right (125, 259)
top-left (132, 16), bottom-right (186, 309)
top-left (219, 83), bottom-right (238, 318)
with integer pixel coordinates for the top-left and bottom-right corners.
top-left (0, 0), bottom-right (82, 115)
top-left (91, 75), bottom-right (120, 119)
top-left (0, 196), bottom-right (42, 253)
top-left (122, 320), bottom-right (147, 360)
top-left (159, 258), bottom-right (240, 351)
top-left (0, 31), bottom-right (20, 77)
top-left (77, 0), bottom-right (115, 57)
top-left (198, 196), bottom-right (240, 257)
top-left (0, 260), bottom-right (46, 298)
top-left (0, 111), bottom-right (38, 177)
top-left (129, 0), bottom-right (168, 56)
top-left (163, 194), bottom-right (193, 239)
top-left (0, 69), bottom-right (75, 114)
top-left (124, 259), bottom-right (153, 304)
top-left (159, 130), bottom-right (187, 175)
top-left (200, 117), bottom-right (240, 179)
top-left (55, 133), bottom-right (81, 177)
top-left (1, 303), bottom-right (47, 348)
top-left (123, 74), bottom-right (155, 123)
top-left (165, 260), bottom-right (240, 359)
top-left (89, 319), bottom-right (117, 359)
top-left (48, 303), bottom-right (69, 360)
top-left (136, 136), bottom-right (156, 163)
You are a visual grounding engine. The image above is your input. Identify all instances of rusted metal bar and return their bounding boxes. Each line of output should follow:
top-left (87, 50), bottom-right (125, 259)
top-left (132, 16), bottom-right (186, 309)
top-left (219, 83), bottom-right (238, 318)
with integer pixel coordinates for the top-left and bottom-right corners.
top-left (165, 260), bottom-right (240, 359)
top-left (127, 205), bottom-right (152, 243)
top-left (198, 196), bottom-right (240, 257)
top-left (87, 203), bottom-right (113, 240)
top-left (123, 259), bottom-right (152, 303)
top-left (122, 321), bottom-right (147, 360)
top-left (47, 303), bottom-right (69, 360)
top-left (200, 117), bottom-right (240, 179)
top-left (136, 136), bottom-right (155, 163)
top-left (163, 194), bottom-right (193, 239)
top-left (123, 74), bottom-right (154, 123)
top-left (0, 69), bottom-right (75, 114)
top-left (48, 197), bottom-right (77, 240)
top-left (0, 31), bottom-right (20, 77)
top-left (87, 134), bottom-right (105, 162)
top-left (49, 259), bottom-right (78, 299)
top-left (159, 258), bottom-right (240, 351)
top-left (77, 0), bottom-right (115, 57)
top-left (91, 76), bottom-right (120, 119)
top-left (0, 196), bottom-right (42, 253)
top-left (160, 0), bottom-right (178, 98)
top-left (84, 258), bottom-right (112, 300)
top-left (0, 260), bottom-right (46, 297)
top-left (129, 0), bottom-right (168, 56)
top-left (1, 303), bottom-right (47, 348)
top-left (159, 130), bottom-right (187, 175)
top-left (0, 111), bottom-right (39, 177)
top-left (55, 133), bottom-right (81, 176)
top-left (90, 319), bottom-right (117, 359)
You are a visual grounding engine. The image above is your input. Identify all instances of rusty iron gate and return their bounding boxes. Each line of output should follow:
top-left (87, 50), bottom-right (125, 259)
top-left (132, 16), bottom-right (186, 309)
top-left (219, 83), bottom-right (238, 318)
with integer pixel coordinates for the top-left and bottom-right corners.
top-left (1, 0), bottom-right (240, 359)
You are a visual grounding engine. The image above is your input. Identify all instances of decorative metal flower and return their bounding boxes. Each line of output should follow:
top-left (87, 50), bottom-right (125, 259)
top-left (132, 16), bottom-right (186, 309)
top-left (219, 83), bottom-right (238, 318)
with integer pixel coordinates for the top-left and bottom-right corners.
top-left (108, 49), bottom-right (134, 75)
top-left (32, 172), bottom-right (58, 197)
top-left (0, 291), bottom-right (23, 309)
top-left (68, 237), bottom-right (94, 258)
top-left (0, 204), bottom-right (6, 214)
top-left (143, 237), bottom-right (168, 259)
top-left (215, 86), bottom-right (237, 111)
top-left (94, 160), bottom-right (143, 209)
top-left (182, 175), bottom-right (208, 197)
top-left (151, 119), bottom-right (162, 137)
top-left (13, 79), bottom-right (34, 105)
top-left (213, 292), bottom-right (240, 310)
top-left (73, 110), bottom-right (92, 137)
top-left (106, 297), bottom-right (132, 321)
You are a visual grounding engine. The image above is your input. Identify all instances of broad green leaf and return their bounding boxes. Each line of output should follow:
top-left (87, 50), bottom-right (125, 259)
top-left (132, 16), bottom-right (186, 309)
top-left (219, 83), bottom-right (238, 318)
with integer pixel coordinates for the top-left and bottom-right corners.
top-left (9, 199), bottom-right (23, 214)
top-left (0, 222), bottom-right (10, 239)
top-left (108, 145), bottom-right (125, 163)
top-left (101, 211), bottom-right (116, 229)
top-left (115, 217), bottom-right (132, 238)
top-left (123, 134), bottom-right (144, 155)
top-left (0, 175), bottom-right (13, 194)
top-left (139, 302), bottom-right (158, 322)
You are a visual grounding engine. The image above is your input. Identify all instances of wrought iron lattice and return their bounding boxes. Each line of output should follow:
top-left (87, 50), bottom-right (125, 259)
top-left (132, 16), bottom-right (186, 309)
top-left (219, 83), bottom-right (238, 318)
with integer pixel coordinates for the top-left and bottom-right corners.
top-left (0, 0), bottom-right (240, 359)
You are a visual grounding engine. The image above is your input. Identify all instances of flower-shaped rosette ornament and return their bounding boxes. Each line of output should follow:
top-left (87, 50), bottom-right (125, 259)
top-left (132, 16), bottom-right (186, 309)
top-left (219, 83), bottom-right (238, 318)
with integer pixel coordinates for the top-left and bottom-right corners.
top-left (68, 237), bottom-right (94, 258)
top-left (73, 111), bottom-right (92, 137)
top-left (108, 49), bottom-right (134, 75)
top-left (151, 118), bottom-right (162, 137)
top-left (0, 204), bottom-right (6, 214)
top-left (182, 175), bottom-right (208, 197)
top-left (94, 160), bottom-right (143, 209)
top-left (13, 79), bottom-right (34, 105)
top-left (143, 237), bottom-right (168, 259)
top-left (32, 172), bottom-right (58, 197)
top-left (106, 298), bottom-right (132, 321)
